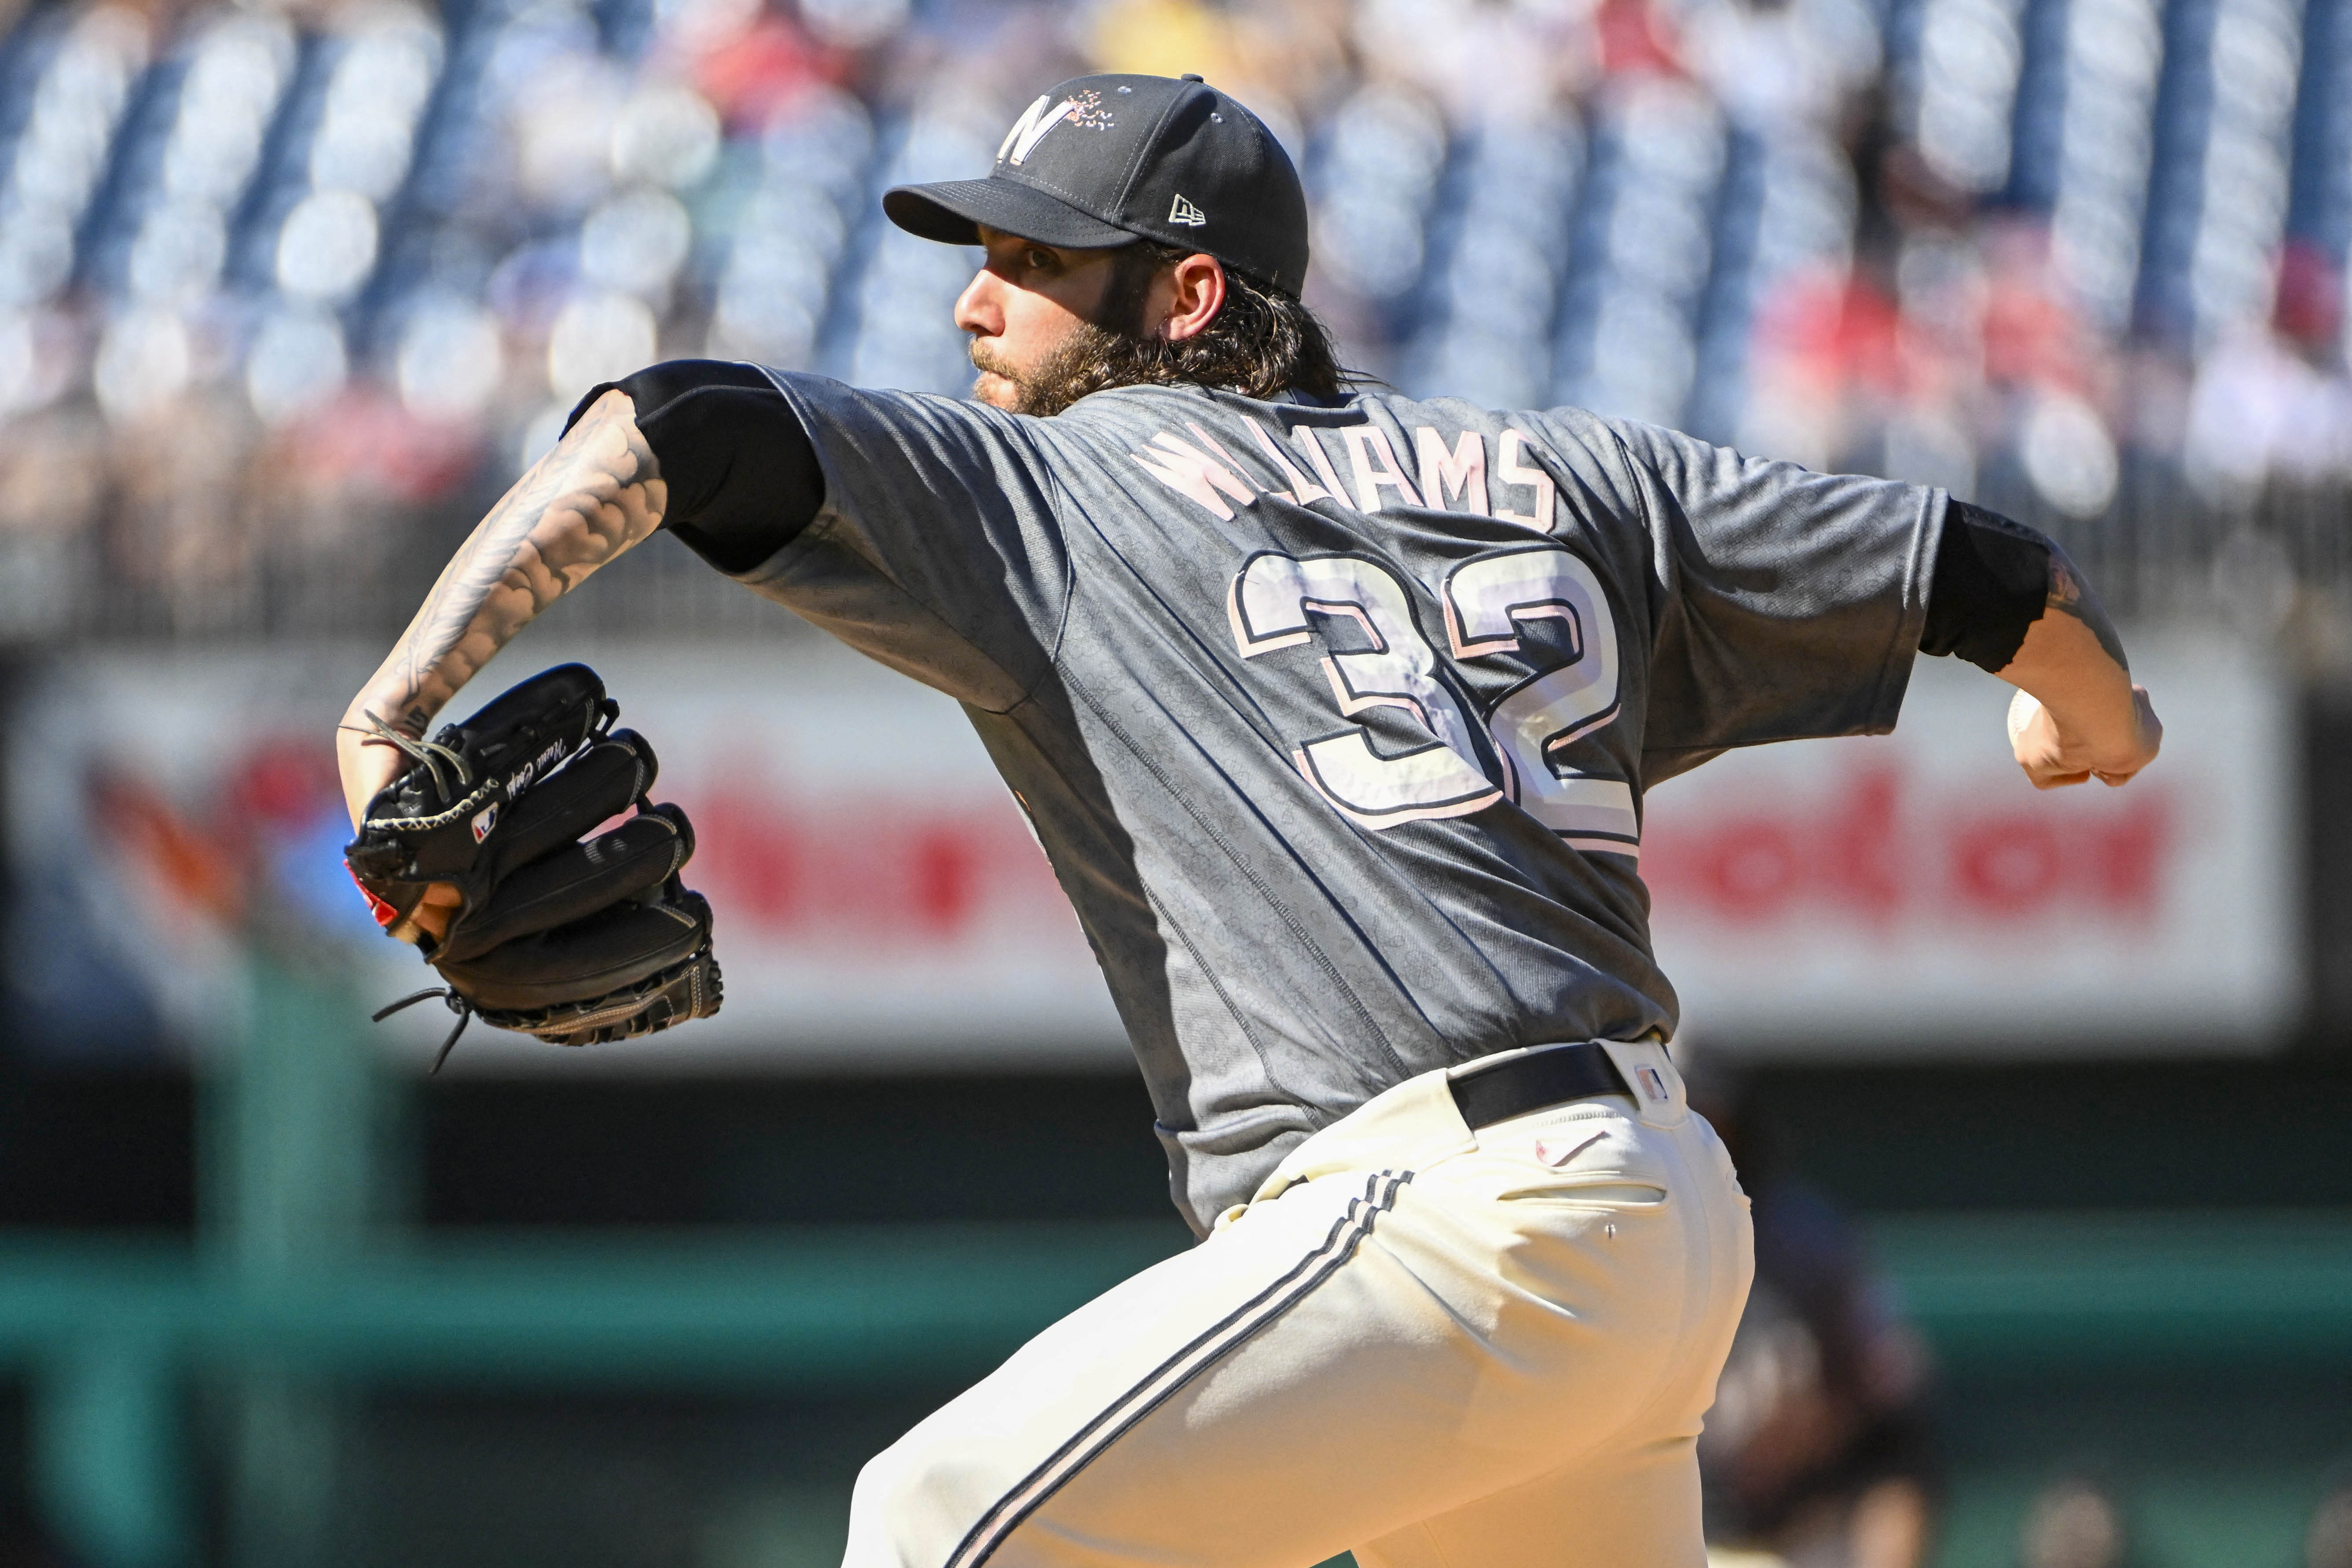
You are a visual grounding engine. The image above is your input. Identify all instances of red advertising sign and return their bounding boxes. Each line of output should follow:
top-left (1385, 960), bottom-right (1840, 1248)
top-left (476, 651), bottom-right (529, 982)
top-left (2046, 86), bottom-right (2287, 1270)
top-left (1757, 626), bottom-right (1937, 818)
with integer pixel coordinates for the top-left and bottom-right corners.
top-left (5, 631), bottom-right (2293, 1071)
top-left (1642, 637), bottom-right (2294, 1054)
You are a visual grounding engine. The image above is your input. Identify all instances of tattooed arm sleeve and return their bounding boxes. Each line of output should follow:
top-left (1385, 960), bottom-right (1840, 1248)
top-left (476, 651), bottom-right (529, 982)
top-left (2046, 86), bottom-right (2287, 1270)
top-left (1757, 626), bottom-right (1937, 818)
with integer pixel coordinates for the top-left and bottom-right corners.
top-left (337, 387), bottom-right (666, 824)
top-left (2041, 543), bottom-right (2132, 674)
top-left (1918, 501), bottom-right (2130, 676)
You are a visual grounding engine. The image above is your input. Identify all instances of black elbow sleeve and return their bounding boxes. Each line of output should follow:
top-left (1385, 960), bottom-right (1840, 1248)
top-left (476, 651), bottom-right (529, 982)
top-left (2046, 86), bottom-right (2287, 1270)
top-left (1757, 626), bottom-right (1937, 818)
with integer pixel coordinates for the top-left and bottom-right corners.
top-left (1920, 501), bottom-right (2052, 673)
top-left (564, 360), bottom-right (824, 575)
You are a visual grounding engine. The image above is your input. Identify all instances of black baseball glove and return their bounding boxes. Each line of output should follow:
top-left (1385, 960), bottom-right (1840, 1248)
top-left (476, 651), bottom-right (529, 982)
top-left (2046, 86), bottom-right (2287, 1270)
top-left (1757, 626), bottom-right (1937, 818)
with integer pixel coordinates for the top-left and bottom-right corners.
top-left (344, 663), bottom-right (722, 1070)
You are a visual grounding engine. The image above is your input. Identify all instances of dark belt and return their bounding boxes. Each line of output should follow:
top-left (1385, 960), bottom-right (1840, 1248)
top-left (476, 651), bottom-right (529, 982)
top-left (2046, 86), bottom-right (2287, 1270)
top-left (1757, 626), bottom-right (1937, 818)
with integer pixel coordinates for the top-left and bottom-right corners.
top-left (1448, 1041), bottom-right (1634, 1130)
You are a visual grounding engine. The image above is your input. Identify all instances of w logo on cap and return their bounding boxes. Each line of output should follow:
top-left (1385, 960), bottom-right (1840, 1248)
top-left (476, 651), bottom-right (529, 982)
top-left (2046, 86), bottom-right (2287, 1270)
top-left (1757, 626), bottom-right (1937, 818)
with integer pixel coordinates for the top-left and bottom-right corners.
top-left (999, 95), bottom-right (1078, 166)
top-left (1169, 193), bottom-right (1207, 226)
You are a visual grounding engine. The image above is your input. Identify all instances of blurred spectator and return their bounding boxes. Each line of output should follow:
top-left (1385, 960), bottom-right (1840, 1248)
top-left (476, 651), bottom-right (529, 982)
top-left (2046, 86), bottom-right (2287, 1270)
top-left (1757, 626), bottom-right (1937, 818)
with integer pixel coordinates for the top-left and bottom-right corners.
top-left (0, 398), bottom-right (103, 639)
top-left (2015, 1475), bottom-right (2130, 1568)
top-left (1, 0), bottom-right (2351, 642)
top-left (2182, 245), bottom-right (2352, 508)
top-left (2310, 1473), bottom-right (2352, 1568)
top-left (109, 387), bottom-right (261, 632)
top-left (1676, 0), bottom-right (1881, 136)
top-left (1684, 1050), bottom-right (1941, 1568)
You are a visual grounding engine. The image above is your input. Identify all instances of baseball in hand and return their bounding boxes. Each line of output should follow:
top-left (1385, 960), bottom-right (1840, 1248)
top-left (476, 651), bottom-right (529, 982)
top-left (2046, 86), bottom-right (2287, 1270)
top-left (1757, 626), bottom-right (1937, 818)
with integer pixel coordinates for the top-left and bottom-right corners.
top-left (2007, 688), bottom-right (2042, 746)
top-left (2006, 683), bottom-right (2161, 788)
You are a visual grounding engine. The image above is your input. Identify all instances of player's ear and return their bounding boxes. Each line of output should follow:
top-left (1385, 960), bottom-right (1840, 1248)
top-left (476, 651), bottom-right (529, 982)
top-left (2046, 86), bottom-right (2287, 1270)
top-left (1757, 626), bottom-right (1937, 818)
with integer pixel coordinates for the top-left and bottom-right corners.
top-left (1158, 253), bottom-right (1226, 343)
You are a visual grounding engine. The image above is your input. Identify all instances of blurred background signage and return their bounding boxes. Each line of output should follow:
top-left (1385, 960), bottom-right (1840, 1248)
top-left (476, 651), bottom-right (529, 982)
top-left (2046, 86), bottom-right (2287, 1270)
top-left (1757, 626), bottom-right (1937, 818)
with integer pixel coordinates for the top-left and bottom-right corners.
top-left (1648, 635), bottom-right (2298, 1053)
top-left (7, 628), bottom-right (2292, 1072)
top-left (5, 638), bottom-right (1126, 1072)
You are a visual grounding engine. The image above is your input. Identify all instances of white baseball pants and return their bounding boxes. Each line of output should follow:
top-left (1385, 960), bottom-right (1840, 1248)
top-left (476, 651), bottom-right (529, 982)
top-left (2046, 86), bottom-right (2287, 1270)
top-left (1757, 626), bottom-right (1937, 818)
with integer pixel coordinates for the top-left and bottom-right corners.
top-left (843, 1039), bottom-right (1754, 1568)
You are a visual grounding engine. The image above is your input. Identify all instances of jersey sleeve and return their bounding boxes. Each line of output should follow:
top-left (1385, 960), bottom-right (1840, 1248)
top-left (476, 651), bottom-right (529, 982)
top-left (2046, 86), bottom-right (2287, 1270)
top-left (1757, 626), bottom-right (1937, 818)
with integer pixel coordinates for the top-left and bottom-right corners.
top-left (1570, 414), bottom-right (1942, 780)
top-left (733, 371), bottom-right (1074, 712)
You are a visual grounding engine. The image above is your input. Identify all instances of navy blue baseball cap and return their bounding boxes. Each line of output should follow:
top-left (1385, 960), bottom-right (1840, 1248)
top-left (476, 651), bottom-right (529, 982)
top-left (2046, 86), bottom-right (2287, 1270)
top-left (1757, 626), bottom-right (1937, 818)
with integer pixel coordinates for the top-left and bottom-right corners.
top-left (883, 73), bottom-right (1310, 298)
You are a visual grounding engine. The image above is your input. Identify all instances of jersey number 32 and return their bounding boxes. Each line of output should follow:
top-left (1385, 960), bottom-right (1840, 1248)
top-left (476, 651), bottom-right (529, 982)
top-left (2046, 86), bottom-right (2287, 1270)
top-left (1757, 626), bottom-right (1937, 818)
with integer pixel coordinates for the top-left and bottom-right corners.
top-left (1227, 544), bottom-right (1639, 859)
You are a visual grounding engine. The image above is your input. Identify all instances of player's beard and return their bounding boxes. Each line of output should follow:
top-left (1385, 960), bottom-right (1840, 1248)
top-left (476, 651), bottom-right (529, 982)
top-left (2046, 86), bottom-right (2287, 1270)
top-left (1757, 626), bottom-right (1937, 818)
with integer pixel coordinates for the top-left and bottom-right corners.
top-left (968, 251), bottom-right (1178, 417)
top-left (970, 322), bottom-right (1180, 418)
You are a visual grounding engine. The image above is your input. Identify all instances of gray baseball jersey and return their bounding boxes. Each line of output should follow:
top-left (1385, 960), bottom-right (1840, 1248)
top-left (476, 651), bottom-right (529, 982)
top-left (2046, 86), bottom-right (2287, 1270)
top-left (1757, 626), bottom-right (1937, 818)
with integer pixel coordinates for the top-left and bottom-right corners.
top-left (730, 374), bottom-right (1938, 1233)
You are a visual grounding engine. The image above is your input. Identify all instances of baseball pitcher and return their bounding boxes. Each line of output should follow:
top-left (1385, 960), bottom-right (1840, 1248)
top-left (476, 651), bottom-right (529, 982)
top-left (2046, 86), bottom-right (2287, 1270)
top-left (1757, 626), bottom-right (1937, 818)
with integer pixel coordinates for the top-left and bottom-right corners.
top-left (337, 73), bottom-right (2159, 1568)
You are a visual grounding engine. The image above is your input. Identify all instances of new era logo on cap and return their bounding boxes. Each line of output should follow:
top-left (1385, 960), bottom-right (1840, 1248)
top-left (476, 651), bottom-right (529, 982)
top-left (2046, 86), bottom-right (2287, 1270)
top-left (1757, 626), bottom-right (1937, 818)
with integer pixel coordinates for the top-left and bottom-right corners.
top-left (881, 73), bottom-right (1310, 297)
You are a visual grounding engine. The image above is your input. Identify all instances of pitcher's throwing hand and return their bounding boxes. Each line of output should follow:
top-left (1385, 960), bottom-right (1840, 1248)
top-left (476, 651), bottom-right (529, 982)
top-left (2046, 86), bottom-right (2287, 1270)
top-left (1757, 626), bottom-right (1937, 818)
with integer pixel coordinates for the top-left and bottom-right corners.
top-left (2009, 686), bottom-right (2163, 788)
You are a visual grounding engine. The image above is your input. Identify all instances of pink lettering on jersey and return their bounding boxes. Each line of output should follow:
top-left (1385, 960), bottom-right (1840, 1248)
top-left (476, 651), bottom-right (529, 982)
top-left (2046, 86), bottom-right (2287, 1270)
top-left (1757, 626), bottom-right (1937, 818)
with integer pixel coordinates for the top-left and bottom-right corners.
top-left (1129, 430), bottom-right (1259, 519)
top-left (1414, 428), bottom-right (1490, 515)
top-left (1185, 422), bottom-right (1251, 474)
top-left (1246, 420), bottom-right (1331, 505)
top-left (1340, 427), bottom-right (1425, 512)
top-left (1493, 429), bottom-right (1556, 531)
top-left (1293, 426), bottom-right (1353, 502)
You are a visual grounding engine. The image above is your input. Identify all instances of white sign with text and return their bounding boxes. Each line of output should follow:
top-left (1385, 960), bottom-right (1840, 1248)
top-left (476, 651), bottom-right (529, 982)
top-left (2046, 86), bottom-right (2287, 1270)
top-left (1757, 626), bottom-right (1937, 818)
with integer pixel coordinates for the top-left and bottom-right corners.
top-left (4, 628), bottom-right (2296, 1071)
top-left (1642, 632), bottom-right (2297, 1054)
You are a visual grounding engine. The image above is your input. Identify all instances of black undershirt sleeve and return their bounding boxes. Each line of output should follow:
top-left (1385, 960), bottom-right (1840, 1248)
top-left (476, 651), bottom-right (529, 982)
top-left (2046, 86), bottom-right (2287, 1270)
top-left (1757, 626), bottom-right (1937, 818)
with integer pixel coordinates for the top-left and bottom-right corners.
top-left (562, 360), bottom-right (824, 575)
top-left (1919, 500), bottom-right (2053, 674)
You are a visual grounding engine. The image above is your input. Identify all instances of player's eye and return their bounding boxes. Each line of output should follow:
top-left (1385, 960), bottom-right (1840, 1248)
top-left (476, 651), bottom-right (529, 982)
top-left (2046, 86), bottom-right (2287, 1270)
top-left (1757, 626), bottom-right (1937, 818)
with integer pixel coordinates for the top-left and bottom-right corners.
top-left (1024, 247), bottom-right (1056, 274)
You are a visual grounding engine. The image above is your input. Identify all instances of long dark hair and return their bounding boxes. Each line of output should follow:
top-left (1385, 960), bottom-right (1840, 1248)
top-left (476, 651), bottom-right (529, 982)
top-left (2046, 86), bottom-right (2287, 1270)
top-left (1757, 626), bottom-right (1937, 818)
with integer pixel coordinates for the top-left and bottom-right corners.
top-left (1001, 241), bottom-right (1361, 415)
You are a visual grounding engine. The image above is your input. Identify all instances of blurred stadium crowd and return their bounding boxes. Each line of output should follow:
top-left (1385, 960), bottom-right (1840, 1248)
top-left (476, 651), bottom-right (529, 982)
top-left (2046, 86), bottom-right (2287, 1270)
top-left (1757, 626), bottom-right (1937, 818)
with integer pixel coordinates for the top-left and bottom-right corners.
top-left (0, 0), bottom-right (2347, 640)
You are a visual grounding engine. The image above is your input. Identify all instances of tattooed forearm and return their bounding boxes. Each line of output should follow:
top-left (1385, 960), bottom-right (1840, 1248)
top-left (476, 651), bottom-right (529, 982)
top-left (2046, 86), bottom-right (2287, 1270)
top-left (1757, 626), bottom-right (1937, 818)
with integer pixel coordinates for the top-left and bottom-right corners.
top-left (352, 389), bottom-right (667, 740)
top-left (2046, 547), bottom-right (2130, 674)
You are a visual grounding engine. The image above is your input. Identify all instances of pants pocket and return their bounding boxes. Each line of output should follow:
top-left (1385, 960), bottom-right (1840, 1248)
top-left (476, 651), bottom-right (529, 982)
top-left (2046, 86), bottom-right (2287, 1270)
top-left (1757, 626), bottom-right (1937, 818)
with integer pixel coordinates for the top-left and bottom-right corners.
top-left (1493, 1180), bottom-right (1671, 1206)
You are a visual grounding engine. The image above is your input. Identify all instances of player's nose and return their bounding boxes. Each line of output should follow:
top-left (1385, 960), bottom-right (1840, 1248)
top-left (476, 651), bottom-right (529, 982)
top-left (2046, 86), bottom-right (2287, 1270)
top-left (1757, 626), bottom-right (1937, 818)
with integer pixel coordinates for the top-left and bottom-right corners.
top-left (954, 268), bottom-right (1004, 337)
